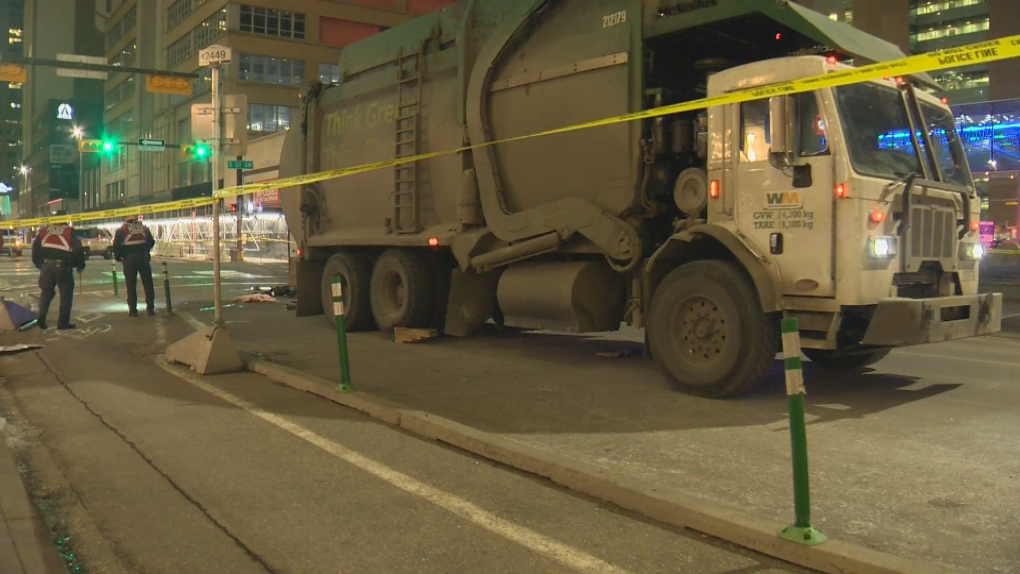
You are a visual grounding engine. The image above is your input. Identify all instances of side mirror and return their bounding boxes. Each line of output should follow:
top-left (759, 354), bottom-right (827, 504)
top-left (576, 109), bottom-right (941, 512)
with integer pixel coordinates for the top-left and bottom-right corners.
top-left (769, 96), bottom-right (796, 166)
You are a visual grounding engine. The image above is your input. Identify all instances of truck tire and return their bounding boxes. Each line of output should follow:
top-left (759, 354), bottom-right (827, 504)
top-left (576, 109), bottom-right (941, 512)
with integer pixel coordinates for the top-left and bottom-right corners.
top-left (647, 260), bottom-right (779, 398)
top-left (321, 252), bottom-right (374, 331)
top-left (802, 348), bottom-right (890, 371)
top-left (370, 249), bottom-right (435, 332)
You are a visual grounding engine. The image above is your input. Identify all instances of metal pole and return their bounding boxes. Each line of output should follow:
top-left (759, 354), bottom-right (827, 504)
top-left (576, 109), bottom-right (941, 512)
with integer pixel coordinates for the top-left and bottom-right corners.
top-left (162, 261), bottom-right (173, 314)
top-left (331, 276), bottom-right (354, 392)
top-left (78, 149), bottom-right (83, 212)
top-left (211, 63), bottom-right (223, 327)
top-left (236, 155), bottom-right (243, 261)
top-left (778, 317), bottom-right (826, 546)
top-left (111, 258), bottom-right (118, 297)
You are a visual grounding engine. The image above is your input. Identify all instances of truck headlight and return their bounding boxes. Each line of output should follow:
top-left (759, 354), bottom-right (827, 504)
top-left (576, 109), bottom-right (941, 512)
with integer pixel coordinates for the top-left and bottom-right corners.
top-left (868, 236), bottom-right (897, 258)
top-left (960, 241), bottom-right (984, 260)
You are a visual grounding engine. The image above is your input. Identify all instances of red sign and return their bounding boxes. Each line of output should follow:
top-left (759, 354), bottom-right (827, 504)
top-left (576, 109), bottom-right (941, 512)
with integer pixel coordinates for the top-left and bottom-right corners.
top-left (257, 188), bottom-right (280, 208)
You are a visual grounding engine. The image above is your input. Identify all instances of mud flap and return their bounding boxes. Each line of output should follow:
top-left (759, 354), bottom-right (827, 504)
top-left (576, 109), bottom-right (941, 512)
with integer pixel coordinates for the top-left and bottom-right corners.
top-left (444, 269), bottom-right (501, 337)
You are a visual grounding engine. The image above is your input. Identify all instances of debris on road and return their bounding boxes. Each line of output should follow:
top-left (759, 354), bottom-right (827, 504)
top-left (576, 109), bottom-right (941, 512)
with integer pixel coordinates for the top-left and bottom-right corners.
top-left (250, 285), bottom-right (296, 297)
top-left (233, 294), bottom-right (277, 303)
top-left (0, 344), bottom-right (44, 354)
top-left (394, 327), bottom-right (437, 344)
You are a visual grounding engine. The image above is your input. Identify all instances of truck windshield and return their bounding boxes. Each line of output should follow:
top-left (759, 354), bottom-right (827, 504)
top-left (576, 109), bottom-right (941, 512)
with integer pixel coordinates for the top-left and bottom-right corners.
top-left (835, 83), bottom-right (923, 180)
top-left (919, 101), bottom-right (972, 187)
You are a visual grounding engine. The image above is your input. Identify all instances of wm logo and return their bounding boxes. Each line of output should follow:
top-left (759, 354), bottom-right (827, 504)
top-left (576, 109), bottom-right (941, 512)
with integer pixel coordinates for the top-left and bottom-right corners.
top-left (765, 192), bottom-right (802, 209)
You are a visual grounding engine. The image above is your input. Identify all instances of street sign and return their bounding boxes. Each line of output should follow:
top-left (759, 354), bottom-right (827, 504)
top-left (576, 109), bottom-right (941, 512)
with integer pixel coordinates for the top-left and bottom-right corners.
top-left (56, 54), bottom-right (108, 80)
top-left (138, 138), bottom-right (166, 152)
top-left (191, 95), bottom-right (248, 155)
top-left (49, 144), bottom-right (75, 165)
top-left (146, 75), bottom-right (192, 96)
top-left (199, 45), bottom-right (232, 67)
top-left (0, 64), bottom-right (26, 83)
top-left (227, 160), bottom-right (254, 170)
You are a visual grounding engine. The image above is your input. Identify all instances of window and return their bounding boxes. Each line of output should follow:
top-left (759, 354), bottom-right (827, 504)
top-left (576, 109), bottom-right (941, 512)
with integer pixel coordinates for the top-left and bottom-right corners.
top-left (166, 0), bottom-right (209, 31)
top-left (740, 101), bottom-right (769, 163)
top-left (318, 63), bottom-right (340, 84)
top-left (911, 0), bottom-right (986, 17)
top-left (106, 5), bottom-right (137, 50)
top-left (247, 104), bottom-right (298, 134)
top-left (105, 76), bottom-right (136, 110)
top-left (239, 54), bottom-right (305, 85)
top-left (111, 42), bottom-right (136, 67)
top-left (740, 94), bottom-right (827, 162)
top-left (911, 17), bottom-right (990, 43)
top-left (240, 6), bottom-right (306, 40)
top-left (166, 8), bottom-right (226, 68)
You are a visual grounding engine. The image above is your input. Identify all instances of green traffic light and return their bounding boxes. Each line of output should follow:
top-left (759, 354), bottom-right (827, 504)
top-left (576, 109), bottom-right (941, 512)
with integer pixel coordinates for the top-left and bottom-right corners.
top-left (102, 140), bottom-right (114, 152)
top-left (196, 145), bottom-right (208, 157)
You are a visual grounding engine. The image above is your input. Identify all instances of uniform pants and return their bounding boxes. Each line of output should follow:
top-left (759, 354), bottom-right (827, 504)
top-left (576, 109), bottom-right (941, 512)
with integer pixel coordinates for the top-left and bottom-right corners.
top-left (38, 260), bottom-right (74, 327)
top-left (123, 250), bottom-right (155, 312)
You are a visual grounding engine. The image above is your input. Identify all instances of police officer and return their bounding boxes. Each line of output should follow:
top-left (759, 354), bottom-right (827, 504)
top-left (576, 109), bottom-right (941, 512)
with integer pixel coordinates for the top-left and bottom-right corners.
top-left (32, 215), bottom-right (86, 330)
top-left (114, 216), bottom-right (156, 317)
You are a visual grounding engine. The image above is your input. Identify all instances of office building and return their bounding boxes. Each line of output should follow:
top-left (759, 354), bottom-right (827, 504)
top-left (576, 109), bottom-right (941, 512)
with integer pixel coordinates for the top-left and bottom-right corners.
top-left (0, 0), bottom-right (24, 217)
top-left (20, 0), bottom-right (105, 217)
top-left (95, 0), bottom-right (457, 210)
top-left (797, 0), bottom-right (1020, 105)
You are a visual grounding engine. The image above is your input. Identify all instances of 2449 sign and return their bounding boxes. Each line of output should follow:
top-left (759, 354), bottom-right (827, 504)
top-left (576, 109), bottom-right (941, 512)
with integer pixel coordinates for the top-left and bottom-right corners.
top-left (199, 45), bottom-right (232, 66)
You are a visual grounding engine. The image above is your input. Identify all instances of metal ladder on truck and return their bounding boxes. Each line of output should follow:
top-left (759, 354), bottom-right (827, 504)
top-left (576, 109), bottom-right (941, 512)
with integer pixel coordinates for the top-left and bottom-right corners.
top-left (393, 45), bottom-right (424, 234)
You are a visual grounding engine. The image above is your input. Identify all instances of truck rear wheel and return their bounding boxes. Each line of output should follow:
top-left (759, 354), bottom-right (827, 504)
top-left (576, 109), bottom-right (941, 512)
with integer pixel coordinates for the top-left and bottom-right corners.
top-left (648, 260), bottom-right (779, 398)
top-left (370, 249), bottom-right (435, 332)
top-left (321, 252), bottom-right (374, 331)
top-left (802, 348), bottom-right (890, 371)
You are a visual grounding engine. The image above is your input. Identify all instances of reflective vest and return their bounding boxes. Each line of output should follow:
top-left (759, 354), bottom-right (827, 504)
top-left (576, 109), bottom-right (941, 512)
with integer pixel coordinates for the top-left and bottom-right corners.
top-left (39, 225), bottom-right (73, 253)
top-left (121, 222), bottom-right (148, 246)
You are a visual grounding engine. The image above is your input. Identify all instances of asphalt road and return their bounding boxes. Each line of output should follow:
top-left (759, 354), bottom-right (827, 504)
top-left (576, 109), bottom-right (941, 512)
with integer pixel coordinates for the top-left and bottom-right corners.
top-left (0, 255), bottom-right (808, 573)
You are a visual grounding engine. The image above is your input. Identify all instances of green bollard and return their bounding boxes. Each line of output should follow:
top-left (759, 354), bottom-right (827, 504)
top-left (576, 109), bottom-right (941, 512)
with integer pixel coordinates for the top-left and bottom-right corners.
top-left (778, 316), bottom-right (827, 546)
top-left (111, 259), bottom-right (119, 297)
top-left (162, 261), bottom-right (173, 314)
top-left (331, 276), bottom-right (354, 392)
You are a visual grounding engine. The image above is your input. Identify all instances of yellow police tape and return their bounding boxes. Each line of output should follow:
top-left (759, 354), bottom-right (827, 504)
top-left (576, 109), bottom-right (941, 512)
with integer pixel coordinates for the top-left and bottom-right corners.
top-left (7, 35), bottom-right (1020, 230)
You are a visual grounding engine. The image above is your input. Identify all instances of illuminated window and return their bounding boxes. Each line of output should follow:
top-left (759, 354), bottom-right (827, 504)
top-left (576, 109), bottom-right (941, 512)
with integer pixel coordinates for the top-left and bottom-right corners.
top-left (239, 6), bottom-right (306, 40)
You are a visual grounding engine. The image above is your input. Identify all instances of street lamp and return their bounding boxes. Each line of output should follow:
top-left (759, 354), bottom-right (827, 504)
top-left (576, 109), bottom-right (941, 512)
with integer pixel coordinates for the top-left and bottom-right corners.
top-left (72, 127), bottom-right (84, 211)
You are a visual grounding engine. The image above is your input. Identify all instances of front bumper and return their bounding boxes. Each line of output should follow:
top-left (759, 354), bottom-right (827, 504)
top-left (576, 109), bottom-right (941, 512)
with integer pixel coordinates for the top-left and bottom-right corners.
top-left (861, 292), bottom-right (1002, 347)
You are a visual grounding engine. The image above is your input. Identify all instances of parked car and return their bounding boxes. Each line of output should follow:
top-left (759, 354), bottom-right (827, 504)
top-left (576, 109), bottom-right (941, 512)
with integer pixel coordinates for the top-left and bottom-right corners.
top-left (74, 227), bottom-right (114, 259)
top-left (0, 230), bottom-right (22, 257)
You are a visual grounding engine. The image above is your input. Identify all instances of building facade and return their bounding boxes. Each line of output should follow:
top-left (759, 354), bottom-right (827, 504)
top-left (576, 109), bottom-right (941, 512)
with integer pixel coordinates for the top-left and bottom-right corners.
top-left (20, 0), bottom-right (105, 217)
top-left (95, 0), bottom-right (456, 211)
top-left (0, 0), bottom-right (25, 217)
top-left (796, 0), bottom-right (1020, 105)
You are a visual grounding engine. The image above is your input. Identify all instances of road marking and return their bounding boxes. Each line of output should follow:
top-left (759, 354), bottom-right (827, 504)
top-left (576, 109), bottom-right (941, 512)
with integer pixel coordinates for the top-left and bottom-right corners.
top-left (891, 350), bottom-right (1020, 368)
top-left (156, 359), bottom-right (629, 574)
top-left (178, 311), bottom-right (207, 332)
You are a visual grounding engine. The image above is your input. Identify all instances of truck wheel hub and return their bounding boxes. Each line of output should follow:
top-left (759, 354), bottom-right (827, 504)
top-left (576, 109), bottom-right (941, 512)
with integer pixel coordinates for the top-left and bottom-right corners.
top-left (679, 297), bottom-right (725, 360)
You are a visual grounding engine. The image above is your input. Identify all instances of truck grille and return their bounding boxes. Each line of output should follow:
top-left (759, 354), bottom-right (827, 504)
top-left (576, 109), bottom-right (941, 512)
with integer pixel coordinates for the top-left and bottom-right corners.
top-left (909, 205), bottom-right (954, 259)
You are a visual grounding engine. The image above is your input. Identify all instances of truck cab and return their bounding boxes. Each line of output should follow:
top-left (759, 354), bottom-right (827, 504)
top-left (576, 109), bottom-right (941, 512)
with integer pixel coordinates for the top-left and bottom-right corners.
top-left (689, 57), bottom-right (998, 364)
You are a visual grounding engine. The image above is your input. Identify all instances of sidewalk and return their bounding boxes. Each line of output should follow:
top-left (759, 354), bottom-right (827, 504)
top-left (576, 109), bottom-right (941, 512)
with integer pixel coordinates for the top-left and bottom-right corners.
top-left (0, 422), bottom-right (64, 574)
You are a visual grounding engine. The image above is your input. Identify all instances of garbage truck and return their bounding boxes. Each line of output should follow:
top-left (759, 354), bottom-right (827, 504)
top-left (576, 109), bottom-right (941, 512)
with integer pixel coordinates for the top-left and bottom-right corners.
top-left (279, 0), bottom-right (1002, 397)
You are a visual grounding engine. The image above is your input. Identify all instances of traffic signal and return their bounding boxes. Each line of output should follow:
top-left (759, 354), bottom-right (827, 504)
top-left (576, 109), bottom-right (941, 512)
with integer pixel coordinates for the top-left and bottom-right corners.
top-left (101, 138), bottom-right (116, 153)
top-left (78, 139), bottom-right (102, 153)
top-left (181, 143), bottom-right (210, 159)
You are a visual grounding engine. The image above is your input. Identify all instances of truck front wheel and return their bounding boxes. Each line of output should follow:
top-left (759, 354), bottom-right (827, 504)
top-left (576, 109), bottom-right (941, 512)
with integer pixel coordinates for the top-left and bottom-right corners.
top-left (802, 348), bottom-right (890, 371)
top-left (321, 252), bottom-right (374, 331)
top-left (648, 260), bottom-right (779, 398)
top-left (370, 249), bottom-right (435, 332)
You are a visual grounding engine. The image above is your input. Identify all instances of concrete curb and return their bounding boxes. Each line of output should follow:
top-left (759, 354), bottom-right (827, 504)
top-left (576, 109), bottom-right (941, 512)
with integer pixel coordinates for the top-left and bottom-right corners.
top-left (0, 413), bottom-right (65, 574)
top-left (241, 353), bottom-right (951, 574)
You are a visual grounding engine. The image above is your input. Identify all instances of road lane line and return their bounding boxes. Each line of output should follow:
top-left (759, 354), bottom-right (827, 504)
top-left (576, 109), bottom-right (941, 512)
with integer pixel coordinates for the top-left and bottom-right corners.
top-left (177, 311), bottom-right (207, 332)
top-left (156, 359), bottom-right (630, 574)
top-left (890, 350), bottom-right (1020, 368)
